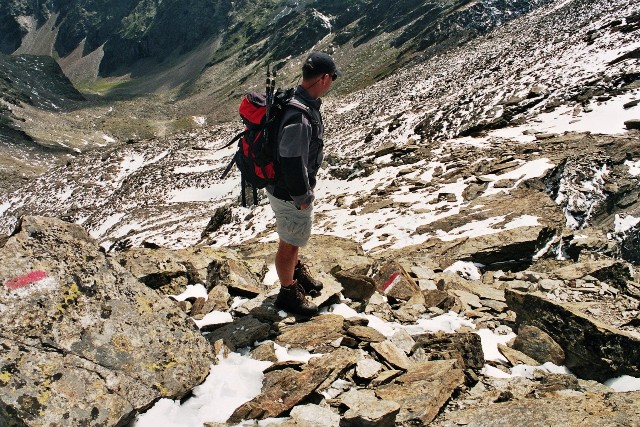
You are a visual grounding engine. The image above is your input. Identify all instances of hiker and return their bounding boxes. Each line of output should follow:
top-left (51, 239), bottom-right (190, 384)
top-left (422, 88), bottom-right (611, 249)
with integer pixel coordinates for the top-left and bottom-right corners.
top-left (269, 52), bottom-right (341, 316)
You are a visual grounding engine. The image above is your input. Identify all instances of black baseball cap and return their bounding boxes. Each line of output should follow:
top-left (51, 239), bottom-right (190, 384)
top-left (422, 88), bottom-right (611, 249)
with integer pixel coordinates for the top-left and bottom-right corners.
top-left (303, 52), bottom-right (342, 78)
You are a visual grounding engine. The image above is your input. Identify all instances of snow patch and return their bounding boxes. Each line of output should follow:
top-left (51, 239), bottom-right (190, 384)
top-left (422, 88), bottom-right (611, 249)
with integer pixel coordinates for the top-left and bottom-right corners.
top-left (90, 213), bottom-right (126, 238)
top-left (192, 116), bottom-right (207, 126)
top-left (625, 160), bottom-right (640, 176)
top-left (444, 261), bottom-right (483, 280)
top-left (169, 184), bottom-right (234, 202)
top-left (133, 352), bottom-right (272, 426)
top-left (604, 375), bottom-right (640, 392)
top-left (174, 165), bottom-right (217, 174)
top-left (170, 284), bottom-right (208, 301)
top-left (614, 214), bottom-right (640, 234)
top-left (193, 311), bottom-right (233, 329)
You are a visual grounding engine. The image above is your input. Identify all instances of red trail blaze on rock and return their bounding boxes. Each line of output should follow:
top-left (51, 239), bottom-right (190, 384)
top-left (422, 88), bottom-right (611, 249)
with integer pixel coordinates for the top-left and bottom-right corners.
top-left (382, 272), bottom-right (400, 291)
top-left (4, 270), bottom-right (48, 290)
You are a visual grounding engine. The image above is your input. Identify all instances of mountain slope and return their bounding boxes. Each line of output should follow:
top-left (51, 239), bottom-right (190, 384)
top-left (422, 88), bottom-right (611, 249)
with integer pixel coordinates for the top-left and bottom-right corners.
top-left (4, 0), bottom-right (554, 91)
top-left (0, 0), bottom-right (567, 188)
top-left (0, 0), bottom-right (638, 258)
top-left (0, 53), bottom-right (87, 190)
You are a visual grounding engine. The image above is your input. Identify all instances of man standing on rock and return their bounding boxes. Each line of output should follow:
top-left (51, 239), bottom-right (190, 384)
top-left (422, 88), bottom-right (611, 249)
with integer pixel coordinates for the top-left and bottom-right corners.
top-left (268, 52), bottom-right (341, 316)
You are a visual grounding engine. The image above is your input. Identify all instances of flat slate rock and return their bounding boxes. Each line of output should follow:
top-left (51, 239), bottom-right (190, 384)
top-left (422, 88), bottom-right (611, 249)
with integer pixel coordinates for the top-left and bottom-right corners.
top-left (376, 360), bottom-right (465, 425)
top-left (440, 391), bottom-right (640, 427)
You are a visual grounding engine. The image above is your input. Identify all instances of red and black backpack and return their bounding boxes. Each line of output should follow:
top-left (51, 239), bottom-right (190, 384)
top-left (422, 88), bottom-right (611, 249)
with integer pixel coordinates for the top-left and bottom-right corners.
top-left (221, 88), bottom-right (314, 195)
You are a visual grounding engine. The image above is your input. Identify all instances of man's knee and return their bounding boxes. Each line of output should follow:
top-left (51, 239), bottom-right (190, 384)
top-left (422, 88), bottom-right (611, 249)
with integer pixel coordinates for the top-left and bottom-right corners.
top-left (278, 239), bottom-right (299, 255)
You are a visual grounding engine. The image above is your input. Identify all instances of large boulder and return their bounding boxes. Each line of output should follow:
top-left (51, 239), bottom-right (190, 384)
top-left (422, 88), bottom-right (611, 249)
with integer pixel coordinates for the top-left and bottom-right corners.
top-left (113, 246), bottom-right (263, 297)
top-left (371, 260), bottom-right (422, 301)
top-left (375, 360), bottom-right (465, 426)
top-left (403, 187), bottom-right (564, 270)
top-left (0, 216), bottom-right (213, 426)
top-left (506, 289), bottom-right (640, 381)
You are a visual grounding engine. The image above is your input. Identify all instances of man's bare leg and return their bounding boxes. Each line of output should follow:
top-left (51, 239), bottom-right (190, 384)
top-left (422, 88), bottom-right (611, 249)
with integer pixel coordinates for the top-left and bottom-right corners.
top-left (275, 239), bottom-right (299, 287)
top-left (274, 239), bottom-right (318, 316)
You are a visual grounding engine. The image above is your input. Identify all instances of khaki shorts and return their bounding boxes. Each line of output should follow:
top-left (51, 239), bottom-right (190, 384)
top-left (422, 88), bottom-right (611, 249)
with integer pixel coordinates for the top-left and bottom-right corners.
top-left (267, 192), bottom-right (313, 247)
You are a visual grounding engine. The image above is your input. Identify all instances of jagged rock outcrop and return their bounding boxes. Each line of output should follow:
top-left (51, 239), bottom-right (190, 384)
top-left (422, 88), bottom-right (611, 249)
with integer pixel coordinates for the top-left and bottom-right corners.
top-left (506, 289), bottom-right (640, 381)
top-left (621, 226), bottom-right (640, 265)
top-left (114, 246), bottom-right (264, 296)
top-left (438, 390), bottom-right (640, 427)
top-left (0, 216), bottom-right (213, 426)
top-left (228, 348), bottom-right (361, 423)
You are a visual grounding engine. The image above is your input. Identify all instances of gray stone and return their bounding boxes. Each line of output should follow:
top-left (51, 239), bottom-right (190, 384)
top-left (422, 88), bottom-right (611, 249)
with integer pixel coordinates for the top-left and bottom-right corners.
top-left (512, 324), bottom-right (565, 365)
top-left (202, 285), bottom-right (231, 313)
top-left (452, 289), bottom-right (482, 309)
top-left (539, 278), bottom-right (563, 291)
top-left (371, 260), bottom-right (422, 301)
top-left (289, 404), bottom-right (341, 427)
top-left (624, 119), bottom-right (640, 130)
top-left (440, 391), bottom-right (640, 427)
top-left (411, 332), bottom-right (485, 370)
top-left (506, 280), bottom-right (536, 291)
top-left (206, 315), bottom-right (270, 351)
top-left (497, 344), bottom-right (540, 367)
top-left (333, 266), bottom-right (376, 302)
top-left (340, 389), bottom-right (400, 427)
top-left (389, 329), bottom-right (417, 354)
top-left (551, 260), bottom-right (617, 281)
top-left (250, 342), bottom-right (278, 363)
top-left (228, 348), bottom-right (359, 422)
top-left (370, 341), bottom-right (414, 370)
top-left (346, 325), bottom-right (386, 343)
top-left (481, 298), bottom-right (508, 312)
top-left (422, 289), bottom-right (458, 311)
top-left (276, 314), bottom-right (345, 351)
top-left (356, 358), bottom-right (384, 380)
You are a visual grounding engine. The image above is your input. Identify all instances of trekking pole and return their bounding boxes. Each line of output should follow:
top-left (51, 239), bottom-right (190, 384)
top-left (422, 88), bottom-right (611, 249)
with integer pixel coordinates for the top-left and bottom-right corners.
top-left (270, 66), bottom-right (277, 106)
top-left (241, 175), bottom-right (247, 207)
top-left (265, 64), bottom-right (272, 122)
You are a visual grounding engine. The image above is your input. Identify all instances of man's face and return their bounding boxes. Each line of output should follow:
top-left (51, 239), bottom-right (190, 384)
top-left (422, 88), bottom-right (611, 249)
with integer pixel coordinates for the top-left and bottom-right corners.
top-left (318, 72), bottom-right (336, 97)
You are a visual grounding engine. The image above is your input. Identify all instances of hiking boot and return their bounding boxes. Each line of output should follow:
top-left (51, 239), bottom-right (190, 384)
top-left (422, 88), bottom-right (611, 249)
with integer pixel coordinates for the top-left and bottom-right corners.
top-left (294, 261), bottom-right (324, 295)
top-left (275, 281), bottom-right (319, 317)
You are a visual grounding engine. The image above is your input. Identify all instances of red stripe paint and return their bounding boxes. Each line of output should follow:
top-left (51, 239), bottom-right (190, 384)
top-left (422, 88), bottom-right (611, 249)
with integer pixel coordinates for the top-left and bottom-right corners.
top-left (4, 270), bottom-right (48, 291)
top-left (382, 272), bottom-right (400, 291)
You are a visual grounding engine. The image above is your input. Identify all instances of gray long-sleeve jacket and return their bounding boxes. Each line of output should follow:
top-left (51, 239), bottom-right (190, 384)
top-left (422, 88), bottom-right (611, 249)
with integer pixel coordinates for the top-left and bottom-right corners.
top-left (267, 86), bottom-right (324, 207)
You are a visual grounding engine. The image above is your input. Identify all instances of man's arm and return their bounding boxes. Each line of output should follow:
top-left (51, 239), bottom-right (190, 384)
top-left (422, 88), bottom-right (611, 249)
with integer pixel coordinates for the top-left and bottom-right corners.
top-left (278, 114), bottom-right (314, 208)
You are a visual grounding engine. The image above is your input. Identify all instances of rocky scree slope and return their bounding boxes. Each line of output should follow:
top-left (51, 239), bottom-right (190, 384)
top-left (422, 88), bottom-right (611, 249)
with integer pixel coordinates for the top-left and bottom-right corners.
top-left (0, 53), bottom-right (86, 190)
top-left (0, 1), bottom-right (640, 424)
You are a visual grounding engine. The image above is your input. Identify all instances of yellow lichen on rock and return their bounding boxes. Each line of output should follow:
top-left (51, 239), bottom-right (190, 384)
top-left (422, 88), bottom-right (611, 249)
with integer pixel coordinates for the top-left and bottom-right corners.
top-left (0, 370), bottom-right (11, 385)
top-left (112, 335), bottom-right (133, 353)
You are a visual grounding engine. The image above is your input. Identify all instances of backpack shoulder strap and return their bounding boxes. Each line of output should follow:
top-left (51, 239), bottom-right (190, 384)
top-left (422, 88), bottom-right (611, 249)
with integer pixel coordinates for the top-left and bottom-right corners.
top-left (285, 98), bottom-right (318, 127)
